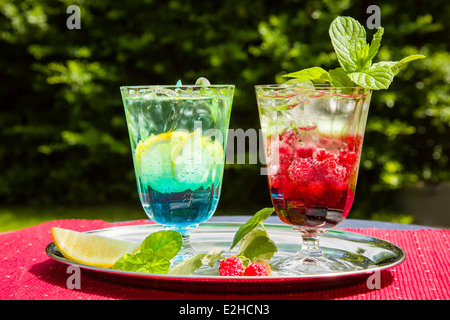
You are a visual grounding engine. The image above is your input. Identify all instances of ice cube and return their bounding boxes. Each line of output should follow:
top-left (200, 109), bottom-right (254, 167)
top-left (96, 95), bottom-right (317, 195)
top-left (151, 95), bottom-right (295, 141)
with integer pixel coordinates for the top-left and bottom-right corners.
top-left (195, 77), bottom-right (211, 86)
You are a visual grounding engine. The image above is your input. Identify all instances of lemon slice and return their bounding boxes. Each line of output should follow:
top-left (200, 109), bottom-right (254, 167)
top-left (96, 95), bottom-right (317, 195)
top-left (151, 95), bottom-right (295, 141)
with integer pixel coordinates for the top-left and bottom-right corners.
top-left (134, 130), bottom-right (224, 193)
top-left (135, 131), bottom-right (189, 175)
top-left (203, 139), bottom-right (225, 186)
top-left (135, 131), bottom-right (189, 194)
top-left (172, 129), bottom-right (214, 190)
top-left (51, 227), bottom-right (140, 268)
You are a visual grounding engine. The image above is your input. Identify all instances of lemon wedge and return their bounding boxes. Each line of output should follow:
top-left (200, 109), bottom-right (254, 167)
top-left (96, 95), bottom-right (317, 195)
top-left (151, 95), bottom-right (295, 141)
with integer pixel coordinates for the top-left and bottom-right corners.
top-left (51, 227), bottom-right (140, 268)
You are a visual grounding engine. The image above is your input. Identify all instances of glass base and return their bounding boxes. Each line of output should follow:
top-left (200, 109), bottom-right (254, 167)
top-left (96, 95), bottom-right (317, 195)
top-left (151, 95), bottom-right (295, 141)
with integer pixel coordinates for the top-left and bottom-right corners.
top-left (270, 228), bottom-right (365, 276)
top-left (271, 251), bottom-right (364, 276)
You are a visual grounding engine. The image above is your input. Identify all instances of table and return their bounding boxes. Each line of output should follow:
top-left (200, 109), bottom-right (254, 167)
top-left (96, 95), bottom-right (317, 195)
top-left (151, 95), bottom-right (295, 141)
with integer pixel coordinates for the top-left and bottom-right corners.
top-left (1, 216), bottom-right (449, 301)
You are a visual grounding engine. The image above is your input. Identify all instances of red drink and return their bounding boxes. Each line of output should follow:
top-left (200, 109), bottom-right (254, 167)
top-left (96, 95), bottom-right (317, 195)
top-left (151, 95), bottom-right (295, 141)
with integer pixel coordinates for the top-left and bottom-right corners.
top-left (267, 128), bottom-right (362, 230)
top-left (256, 84), bottom-right (371, 274)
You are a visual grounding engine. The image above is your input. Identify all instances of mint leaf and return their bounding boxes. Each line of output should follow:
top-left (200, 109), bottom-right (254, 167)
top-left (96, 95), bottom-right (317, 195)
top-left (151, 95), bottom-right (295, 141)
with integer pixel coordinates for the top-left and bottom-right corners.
top-left (362, 27), bottom-right (384, 70)
top-left (349, 55), bottom-right (424, 90)
top-left (282, 67), bottom-right (330, 83)
top-left (351, 54), bottom-right (424, 90)
top-left (283, 78), bottom-right (314, 86)
top-left (113, 249), bottom-right (171, 274)
top-left (349, 64), bottom-right (395, 90)
top-left (386, 54), bottom-right (426, 76)
top-left (140, 230), bottom-right (182, 260)
top-left (237, 230), bottom-right (277, 261)
top-left (168, 252), bottom-right (206, 275)
top-left (329, 16), bottom-right (367, 72)
top-left (229, 207), bottom-right (274, 250)
top-left (237, 228), bottom-right (268, 255)
top-left (329, 67), bottom-right (355, 87)
top-left (201, 248), bottom-right (225, 267)
top-left (169, 248), bottom-right (224, 275)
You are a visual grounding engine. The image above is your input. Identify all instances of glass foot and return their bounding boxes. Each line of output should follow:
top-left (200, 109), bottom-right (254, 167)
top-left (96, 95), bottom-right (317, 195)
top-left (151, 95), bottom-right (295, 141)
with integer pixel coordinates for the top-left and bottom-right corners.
top-left (270, 251), bottom-right (364, 276)
top-left (270, 229), bottom-right (366, 276)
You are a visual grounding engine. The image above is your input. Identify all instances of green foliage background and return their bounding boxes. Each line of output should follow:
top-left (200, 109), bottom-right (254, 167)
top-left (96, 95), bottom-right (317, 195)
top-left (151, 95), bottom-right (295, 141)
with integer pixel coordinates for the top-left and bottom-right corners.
top-left (0, 0), bottom-right (448, 219)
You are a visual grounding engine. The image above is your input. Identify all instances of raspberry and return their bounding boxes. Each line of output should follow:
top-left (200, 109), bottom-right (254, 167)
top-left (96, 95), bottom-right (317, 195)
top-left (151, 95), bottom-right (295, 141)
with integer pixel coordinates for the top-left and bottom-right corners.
top-left (313, 148), bottom-right (335, 162)
top-left (305, 180), bottom-right (325, 204)
top-left (243, 262), bottom-right (271, 276)
top-left (288, 158), bottom-right (315, 184)
top-left (268, 140), bottom-right (292, 174)
top-left (295, 146), bottom-right (314, 158)
top-left (219, 256), bottom-right (244, 276)
top-left (315, 156), bottom-right (349, 184)
top-left (280, 128), bottom-right (300, 145)
top-left (323, 181), bottom-right (347, 208)
top-left (338, 151), bottom-right (357, 171)
top-left (342, 134), bottom-right (363, 154)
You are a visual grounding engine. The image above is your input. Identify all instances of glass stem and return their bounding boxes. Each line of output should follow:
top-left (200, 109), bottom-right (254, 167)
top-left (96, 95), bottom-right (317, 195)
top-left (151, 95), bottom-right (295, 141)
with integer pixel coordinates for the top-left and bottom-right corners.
top-left (170, 234), bottom-right (196, 266)
top-left (294, 227), bottom-right (324, 261)
top-left (302, 235), bottom-right (322, 257)
top-left (181, 234), bottom-right (194, 254)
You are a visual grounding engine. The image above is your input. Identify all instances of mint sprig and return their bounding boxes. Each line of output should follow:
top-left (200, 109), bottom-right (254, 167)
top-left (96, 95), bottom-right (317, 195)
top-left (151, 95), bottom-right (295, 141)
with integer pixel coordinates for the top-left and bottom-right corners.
top-left (283, 16), bottom-right (425, 90)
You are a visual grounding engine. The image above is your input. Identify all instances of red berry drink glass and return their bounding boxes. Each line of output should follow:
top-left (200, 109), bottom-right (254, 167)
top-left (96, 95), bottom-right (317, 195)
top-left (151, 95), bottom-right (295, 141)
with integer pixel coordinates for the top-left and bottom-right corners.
top-left (256, 85), bottom-right (371, 274)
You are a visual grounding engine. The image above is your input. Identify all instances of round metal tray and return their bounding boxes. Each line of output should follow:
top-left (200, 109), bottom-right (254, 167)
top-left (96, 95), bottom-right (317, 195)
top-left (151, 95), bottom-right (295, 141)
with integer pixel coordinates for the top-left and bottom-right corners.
top-left (46, 222), bottom-right (405, 292)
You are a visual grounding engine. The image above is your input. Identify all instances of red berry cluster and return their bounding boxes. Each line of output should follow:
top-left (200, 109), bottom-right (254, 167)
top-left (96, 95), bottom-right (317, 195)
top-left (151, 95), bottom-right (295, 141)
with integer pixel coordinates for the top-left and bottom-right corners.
top-left (268, 128), bottom-right (361, 210)
top-left (219, 256), bottom-right (270, 277)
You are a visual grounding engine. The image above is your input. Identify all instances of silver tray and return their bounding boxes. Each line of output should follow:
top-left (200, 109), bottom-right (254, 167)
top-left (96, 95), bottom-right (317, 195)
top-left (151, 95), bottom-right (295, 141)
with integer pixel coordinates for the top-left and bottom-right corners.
top-left (46, 222), bottom-right (405, 292)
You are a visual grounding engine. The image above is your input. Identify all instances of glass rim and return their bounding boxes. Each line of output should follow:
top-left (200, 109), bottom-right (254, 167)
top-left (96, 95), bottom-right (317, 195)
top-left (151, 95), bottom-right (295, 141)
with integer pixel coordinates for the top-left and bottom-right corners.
top-left (120, 84), bottom-right (235, 90)
top-left (255, 84), bottom-right (371, 100)
top-left (254, 84), bottom-right (369, 91)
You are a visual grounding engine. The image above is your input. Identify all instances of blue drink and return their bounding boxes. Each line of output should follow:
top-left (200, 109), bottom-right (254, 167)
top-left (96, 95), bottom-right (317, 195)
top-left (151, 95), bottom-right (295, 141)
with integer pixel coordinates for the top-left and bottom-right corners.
top-left (121, 84), bottom-right (234, 259)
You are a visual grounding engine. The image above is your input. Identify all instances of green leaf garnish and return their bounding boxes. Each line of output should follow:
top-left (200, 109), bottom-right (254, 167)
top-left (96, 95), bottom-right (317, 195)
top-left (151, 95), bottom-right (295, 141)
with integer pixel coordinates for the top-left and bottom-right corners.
top-left (113, 230), bottom-right (181, 274)
top-left (284, 16), bottom-right (425, 90)
top-left (113, 249), bottom-right (171, 274)
top-left (379, 54), bottom-right (427, 76)
top-left (237, 229), bottom-right (277, 261)
top-left (363, 26), bottom-right (384, 70)
top-left (201, 248), bottom-right (225, 267)
top-left (329, 16), bottom-right (368, 73)
top-left (329, 67), bottom-right (354, 87)
top-left (229, 207), bottom-right (274, 250)
top-left (282, 67), bottom-right (330, 83)
top-left (168, 248), bottom-right (225, 275)
top-left (140, 229), bottom-right (182, 260)
top-left (168, 253), bottom-right (206, 275)
top-left (349, 64), bottom-right (395, 90)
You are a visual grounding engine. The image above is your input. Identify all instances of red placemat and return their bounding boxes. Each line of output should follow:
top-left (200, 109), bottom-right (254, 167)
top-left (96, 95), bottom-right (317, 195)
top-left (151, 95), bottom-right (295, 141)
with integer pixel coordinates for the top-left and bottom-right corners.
top-left (1, 219), bottom-right (449, 300)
